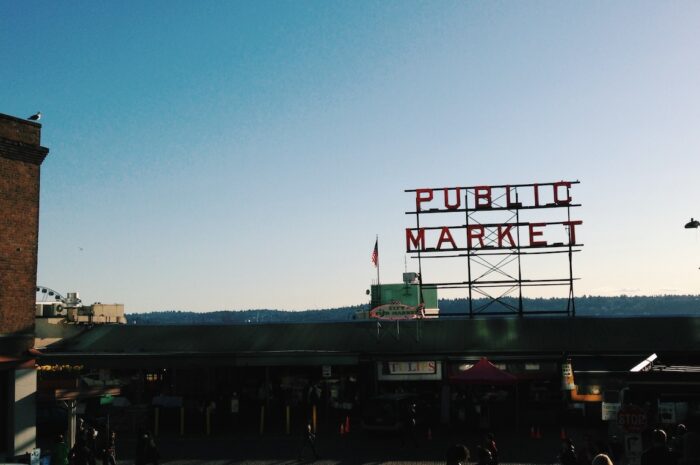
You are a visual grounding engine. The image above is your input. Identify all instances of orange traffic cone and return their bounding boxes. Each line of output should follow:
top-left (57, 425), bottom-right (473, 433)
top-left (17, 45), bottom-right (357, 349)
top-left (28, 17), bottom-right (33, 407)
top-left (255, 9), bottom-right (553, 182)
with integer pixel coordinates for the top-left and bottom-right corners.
top-left (560, 427), bottom-right (567, 440)
top-left (345, 416), bottom-right (350, 434)
top-left (340, 424), bottom-right (345, 435)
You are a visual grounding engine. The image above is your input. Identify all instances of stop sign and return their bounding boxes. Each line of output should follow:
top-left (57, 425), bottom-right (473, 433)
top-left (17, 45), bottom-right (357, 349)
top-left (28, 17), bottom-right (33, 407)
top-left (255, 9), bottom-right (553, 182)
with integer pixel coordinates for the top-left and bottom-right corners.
top-left (617, 405), bottom-right (648, 433)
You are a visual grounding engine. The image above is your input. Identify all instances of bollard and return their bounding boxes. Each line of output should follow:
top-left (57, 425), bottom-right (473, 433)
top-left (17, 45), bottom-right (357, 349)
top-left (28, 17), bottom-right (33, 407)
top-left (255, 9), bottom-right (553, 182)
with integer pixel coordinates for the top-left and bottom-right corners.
top-left (286, 405), bottom-right (290, 435)
top-left (180, 407), bottom-right (185, 436)
top-left (206, 406), bottom-right (211, 436)
top-left (312, 405), bottom-right (317, 433)
top-left (259, 405), bottom-right (265, 435)
top-left (154, 407), bottom-right (159, 437)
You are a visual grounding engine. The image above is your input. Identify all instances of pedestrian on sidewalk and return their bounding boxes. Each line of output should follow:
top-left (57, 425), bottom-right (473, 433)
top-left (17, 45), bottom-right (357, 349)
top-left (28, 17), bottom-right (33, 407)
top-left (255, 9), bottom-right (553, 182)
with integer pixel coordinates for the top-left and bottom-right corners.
top-left (136, 431), bottom-right (160, 465)
top-left (144, 431), bottom-right (160, 465)
top-left (298, 422), bottom-right (319, 461)
top-left (483, 432), bottom-right (498, 465)
top-left (86, 427), bottom-right (99, 465)
top-left (671, 424), bottom-right (686, 461)
top-left (475, 445), bottom-right (493, 465)
top-left (102, 431), bottom-right (116, 465)
top-left (642, 429), bottom-right (676, 465)
top-left (579, 434), bottom-right (599, 465)
top-left (70, 429), bottom-right (90, 465)
top-left (51, 434), bottom-right (69, 465)
top-left (446, 444), bottom-right (469, 465)
top-left (592, 454), bottom-right (613, 465)
top-left (400, 402), bottom-right (419, 447)
top-left (560, 438), bottom-right (578, 465)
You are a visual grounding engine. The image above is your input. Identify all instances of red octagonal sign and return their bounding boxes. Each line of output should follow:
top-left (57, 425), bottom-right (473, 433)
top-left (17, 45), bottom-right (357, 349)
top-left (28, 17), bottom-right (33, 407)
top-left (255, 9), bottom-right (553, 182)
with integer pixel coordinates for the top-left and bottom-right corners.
top-left (617, 405), bottom-right (648, 433)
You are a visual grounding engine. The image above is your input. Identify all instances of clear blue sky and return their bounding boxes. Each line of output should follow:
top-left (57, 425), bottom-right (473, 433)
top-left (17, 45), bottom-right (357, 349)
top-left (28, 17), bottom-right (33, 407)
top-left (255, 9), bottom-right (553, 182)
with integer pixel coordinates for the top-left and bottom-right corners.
top-left (3, 1), bottom-right (699, 312)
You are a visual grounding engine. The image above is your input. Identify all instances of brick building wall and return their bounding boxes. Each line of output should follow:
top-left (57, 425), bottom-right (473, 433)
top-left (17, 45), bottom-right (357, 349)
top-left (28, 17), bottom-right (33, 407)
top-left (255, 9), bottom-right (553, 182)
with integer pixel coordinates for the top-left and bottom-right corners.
top-left (0, 113), bottom-right (49, 459)
top-left (0, 113), bottom-right (48, 354)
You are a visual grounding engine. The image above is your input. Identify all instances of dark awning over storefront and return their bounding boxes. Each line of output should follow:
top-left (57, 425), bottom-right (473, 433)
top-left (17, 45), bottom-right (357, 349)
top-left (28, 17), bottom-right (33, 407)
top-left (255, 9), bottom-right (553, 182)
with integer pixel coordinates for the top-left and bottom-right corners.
top-left (38, 316), bottom-right (700, 368)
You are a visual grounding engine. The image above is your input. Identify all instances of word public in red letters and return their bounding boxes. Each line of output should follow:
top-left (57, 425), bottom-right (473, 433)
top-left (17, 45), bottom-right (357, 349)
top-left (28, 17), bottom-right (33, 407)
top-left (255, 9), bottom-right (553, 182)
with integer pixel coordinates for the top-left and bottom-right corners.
top-left (405, 181), bottom-right (582, 252)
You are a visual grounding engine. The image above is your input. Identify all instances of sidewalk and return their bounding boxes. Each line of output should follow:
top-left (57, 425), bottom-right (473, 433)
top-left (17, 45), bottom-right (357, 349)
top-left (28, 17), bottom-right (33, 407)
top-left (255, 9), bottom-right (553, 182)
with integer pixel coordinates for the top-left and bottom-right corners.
top-left (114, 426), bottom-right (600, 465)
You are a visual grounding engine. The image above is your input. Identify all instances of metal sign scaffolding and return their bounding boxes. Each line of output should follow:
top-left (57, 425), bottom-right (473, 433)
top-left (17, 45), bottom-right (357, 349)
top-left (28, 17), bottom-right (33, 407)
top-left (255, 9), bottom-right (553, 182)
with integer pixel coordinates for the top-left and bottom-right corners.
top-left (405, 181), bottom-right (582, 317)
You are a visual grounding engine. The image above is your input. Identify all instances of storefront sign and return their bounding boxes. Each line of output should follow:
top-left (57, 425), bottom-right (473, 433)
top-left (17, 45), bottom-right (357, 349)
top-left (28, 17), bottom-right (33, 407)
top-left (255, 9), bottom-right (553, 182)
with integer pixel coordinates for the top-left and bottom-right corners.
top-left (658, 402), bottom-right (676, 424)
top-left (389, 361), bottom-right (436, 375)
top-left (378, 361), bottom-right (442, 381)
top-left (369, 303), bottom-right (421, 320)
top-left (561, 361), bottom-right (575, 390)
top-left (602, 401), bottom-right (621, 421)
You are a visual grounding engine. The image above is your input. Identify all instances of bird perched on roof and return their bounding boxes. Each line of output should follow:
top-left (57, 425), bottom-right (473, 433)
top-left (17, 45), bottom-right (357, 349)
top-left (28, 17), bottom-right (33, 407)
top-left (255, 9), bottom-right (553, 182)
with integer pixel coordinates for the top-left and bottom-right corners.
top-left (28, 112), bottom-right (41, 121)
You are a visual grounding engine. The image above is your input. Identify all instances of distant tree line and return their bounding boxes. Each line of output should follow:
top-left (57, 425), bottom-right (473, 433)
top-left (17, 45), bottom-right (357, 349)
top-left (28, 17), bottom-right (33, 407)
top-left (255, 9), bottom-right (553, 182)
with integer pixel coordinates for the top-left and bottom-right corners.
top-left (437, 294), bottom-right (700, 317)
top-left (126, 295), bottom-right (700, 325)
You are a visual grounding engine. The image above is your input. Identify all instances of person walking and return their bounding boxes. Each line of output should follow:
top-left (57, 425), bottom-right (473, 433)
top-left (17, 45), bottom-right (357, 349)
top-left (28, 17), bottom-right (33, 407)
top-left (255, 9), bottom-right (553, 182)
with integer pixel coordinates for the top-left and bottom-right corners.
top-left (230, 392), bottom-right (240, 432)
top-left (559, 438), bottom-right (578, 465)
top-left (70, 434), bottom-right (91, 465)
top-left (144, 431), bottom-right (160, 465)
top-left (446, 444), bottom-right (470, 465)
top-left (671, 424), bottom-right (687, 461)
top-left (400, 402), bottom-right (419, 447)
top-left (51, 434), bottom-right (69, 465)
top-left (86, 427), bottom-right (99, 465)
top-left (135, 430), bottom-right (146, 465)
top-left (642, 429), bottom-right (677, 465)
top-left (297, 423), bottom-right (319, 461)
top-left (408, 402), bottom-right (418, 443)
top-left (135, 430), bottom-right (159, 465)
top-left (102, 431), bottom-right (117, 465)
top-left (475, 445), bottom-right (493, 465)
top-left (579, 434), bottom-right (598, 465)
top-left (592, 454), bottom-right (613, 465)
top-left (483, 432), bottom-right (498, 465)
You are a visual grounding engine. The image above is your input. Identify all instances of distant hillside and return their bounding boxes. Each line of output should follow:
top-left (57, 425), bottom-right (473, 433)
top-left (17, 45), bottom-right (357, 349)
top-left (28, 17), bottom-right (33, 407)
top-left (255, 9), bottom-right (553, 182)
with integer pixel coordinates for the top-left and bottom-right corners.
top-left (127, 305), bottom-right (363, 325)
top-left (126, 295), bottom-right (700, 324)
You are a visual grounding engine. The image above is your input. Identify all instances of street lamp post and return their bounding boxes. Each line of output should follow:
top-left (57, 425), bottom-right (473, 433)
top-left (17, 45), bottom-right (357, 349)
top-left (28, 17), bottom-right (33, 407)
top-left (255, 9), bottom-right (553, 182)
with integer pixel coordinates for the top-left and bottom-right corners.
top-left (685, 218), bottom-right (700, 270)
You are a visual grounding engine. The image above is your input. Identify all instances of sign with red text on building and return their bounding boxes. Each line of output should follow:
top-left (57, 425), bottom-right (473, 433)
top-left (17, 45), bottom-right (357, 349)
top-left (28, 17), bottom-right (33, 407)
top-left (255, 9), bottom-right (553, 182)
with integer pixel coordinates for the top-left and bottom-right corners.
top-left (378, 361), bottom-right (442, 381)
top-left (405, 181), bottom-right (582, 317)
top-left (368, 303), bottom-right (423, 320)
top-left (617, 405), bottom-right (648, 433)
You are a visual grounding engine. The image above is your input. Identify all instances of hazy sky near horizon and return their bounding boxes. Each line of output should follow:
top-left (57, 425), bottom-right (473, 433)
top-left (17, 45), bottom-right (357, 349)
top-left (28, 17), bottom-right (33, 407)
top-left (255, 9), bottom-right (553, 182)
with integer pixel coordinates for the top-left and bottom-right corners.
top-left (3, 1), bottom-right (700, 312)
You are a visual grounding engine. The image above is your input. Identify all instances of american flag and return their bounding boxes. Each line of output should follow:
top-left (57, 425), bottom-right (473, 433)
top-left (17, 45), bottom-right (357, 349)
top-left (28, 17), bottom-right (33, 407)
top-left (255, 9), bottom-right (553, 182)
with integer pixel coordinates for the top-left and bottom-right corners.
top-left (371, 239), bottom-right (378, 267)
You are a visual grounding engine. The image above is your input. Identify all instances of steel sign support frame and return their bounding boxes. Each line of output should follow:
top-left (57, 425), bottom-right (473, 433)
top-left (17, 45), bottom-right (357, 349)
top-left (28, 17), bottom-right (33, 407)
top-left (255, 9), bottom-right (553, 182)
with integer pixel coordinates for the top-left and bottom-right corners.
top-left (405, 181), bottom-right (581, 318)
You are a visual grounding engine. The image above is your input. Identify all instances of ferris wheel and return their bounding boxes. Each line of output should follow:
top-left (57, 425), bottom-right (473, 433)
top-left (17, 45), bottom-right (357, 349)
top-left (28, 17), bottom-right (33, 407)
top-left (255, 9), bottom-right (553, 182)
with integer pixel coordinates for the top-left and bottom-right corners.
top-left (35, 286), bottom-right (66, 304)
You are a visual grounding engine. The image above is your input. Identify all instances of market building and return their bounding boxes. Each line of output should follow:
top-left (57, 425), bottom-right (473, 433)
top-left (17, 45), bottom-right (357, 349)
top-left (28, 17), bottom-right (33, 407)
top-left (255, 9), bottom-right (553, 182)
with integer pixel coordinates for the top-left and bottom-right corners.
top-left (34, 315), bottom-right (700, 453)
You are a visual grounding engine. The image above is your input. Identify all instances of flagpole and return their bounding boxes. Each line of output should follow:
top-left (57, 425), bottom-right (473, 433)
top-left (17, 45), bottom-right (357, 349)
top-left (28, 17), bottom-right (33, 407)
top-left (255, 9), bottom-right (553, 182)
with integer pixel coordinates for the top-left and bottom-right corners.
top-left (376, 235), bottom-right (380, 287)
